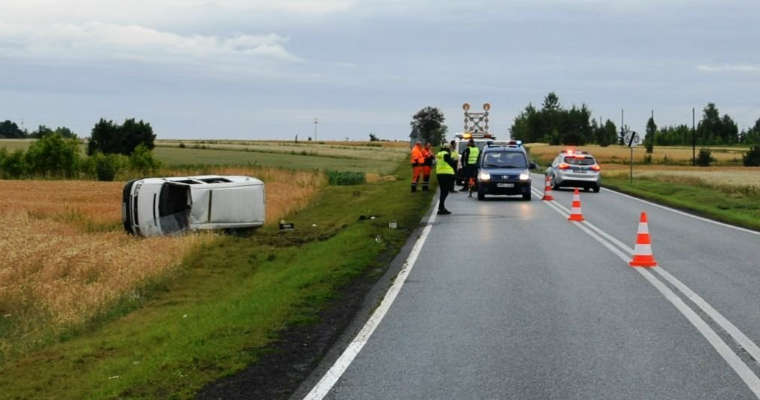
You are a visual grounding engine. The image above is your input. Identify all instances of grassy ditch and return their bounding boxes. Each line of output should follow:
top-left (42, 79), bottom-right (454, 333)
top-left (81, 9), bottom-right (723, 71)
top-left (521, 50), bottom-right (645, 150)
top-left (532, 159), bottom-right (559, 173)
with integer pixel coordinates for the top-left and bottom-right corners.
top-left (0, 162), bottom-right (433, 399)
top-left (604, 176), bottom-right (760, 231)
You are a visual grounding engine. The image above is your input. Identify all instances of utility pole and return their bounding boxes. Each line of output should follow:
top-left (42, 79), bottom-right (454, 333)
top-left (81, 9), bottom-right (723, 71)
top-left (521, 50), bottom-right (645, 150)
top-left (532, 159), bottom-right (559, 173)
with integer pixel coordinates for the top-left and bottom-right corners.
top-left (692, 107), bottom-right (696, 166)
top-left (313, 118), bottom-right (319, 142)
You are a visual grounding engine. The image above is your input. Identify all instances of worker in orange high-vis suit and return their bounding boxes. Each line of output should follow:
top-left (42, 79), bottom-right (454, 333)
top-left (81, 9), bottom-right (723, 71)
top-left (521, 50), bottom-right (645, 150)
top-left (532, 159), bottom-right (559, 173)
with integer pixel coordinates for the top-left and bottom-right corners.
top-left (410, 141), bottom-right (425, 192)
top-left (421, 142), bottom-right (434, 191)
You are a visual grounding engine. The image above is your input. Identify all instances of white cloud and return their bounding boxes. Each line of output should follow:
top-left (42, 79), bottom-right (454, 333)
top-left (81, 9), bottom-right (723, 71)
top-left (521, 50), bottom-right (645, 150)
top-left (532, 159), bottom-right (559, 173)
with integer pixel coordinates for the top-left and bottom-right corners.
top-left (697, 64), bottom-right (760, 73)
top-left (0, 22), bottom-right (301, 66)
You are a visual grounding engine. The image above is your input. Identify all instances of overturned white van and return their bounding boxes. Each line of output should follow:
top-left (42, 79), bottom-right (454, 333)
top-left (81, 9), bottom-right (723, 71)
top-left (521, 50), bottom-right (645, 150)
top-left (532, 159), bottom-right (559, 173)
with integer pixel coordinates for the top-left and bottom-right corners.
top-left (122, 175), bottom-right (266, 237)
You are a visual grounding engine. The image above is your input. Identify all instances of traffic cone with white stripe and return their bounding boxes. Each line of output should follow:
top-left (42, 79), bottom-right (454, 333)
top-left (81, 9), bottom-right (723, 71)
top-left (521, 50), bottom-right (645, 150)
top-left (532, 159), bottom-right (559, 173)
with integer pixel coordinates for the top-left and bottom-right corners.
top-left (567, 188), bottom-right (584, 221)
top-left (629, 212), bottom-right (658, 267)
top-left (542, 175), bottom-right (554, 201)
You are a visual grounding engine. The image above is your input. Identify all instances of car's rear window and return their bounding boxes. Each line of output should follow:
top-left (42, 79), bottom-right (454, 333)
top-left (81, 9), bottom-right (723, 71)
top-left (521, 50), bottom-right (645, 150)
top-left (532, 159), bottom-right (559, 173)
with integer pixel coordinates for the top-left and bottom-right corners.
top-left (564, 156), bottom-right (596, 165)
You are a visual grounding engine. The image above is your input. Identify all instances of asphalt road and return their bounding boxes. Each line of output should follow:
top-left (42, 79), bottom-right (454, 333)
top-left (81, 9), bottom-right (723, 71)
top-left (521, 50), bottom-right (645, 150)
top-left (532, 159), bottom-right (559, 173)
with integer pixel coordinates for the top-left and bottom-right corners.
top-left (299, 177), bottom-right (760, 399)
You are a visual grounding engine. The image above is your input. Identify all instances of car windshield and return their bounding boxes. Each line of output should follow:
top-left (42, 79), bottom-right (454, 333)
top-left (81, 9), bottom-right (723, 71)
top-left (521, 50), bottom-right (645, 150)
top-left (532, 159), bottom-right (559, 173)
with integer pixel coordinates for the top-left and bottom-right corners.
top-left (483, 151), bottom-right (527, 168)
top-left (564, 156), bottom-right (596, 165)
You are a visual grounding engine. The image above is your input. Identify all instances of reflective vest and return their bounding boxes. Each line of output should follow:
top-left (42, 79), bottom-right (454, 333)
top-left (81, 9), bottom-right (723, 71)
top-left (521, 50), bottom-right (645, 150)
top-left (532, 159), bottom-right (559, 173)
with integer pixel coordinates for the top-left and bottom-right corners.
top-left (436, 151), bottom-right (455, 175)
top-left (410, 146), bottom-right (424, 165)
top-left (467, 146), bottom-right (480, 165)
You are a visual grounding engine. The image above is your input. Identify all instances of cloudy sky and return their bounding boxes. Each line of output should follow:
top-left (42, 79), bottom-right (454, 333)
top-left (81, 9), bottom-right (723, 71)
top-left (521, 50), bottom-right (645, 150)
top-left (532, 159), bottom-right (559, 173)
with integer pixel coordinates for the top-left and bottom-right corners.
top-left (1, 0), bottom-right (759, 140)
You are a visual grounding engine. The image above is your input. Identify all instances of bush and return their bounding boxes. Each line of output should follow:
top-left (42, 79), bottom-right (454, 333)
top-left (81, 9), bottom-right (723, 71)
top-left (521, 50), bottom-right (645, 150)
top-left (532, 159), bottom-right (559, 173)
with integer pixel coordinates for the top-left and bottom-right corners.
top-left (327, 170), bottom-right (366, 185)
top-left (643, 154), bottom-right (652, 164)
top-left (696, 148), bottom-right (714, 167)
top-left (94, 153), bottom-right (125, 181)
top-left (743, 145), bottom-right (760, 166)
top-left (129, 144), bottom-right (161, 175)
top-left (0, 149), bottom-right (27, 178)
top-left (25, 132), bottom-right (80, 177)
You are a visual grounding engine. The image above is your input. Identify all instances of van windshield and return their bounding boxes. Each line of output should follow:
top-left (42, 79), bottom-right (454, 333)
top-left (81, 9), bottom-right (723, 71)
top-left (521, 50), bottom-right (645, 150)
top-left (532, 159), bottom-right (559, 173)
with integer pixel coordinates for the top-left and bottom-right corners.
top-left (482, 152), bottom-right (527, 169)
top-left (158, 183), bottom-right (191, 234)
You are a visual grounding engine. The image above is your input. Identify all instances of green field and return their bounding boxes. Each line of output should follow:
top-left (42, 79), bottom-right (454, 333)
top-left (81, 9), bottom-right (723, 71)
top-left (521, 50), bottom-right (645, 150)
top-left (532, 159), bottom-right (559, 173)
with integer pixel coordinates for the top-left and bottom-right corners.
top-left (604, 176), bottom-right (760, 231)
top-left (0, 139), bottom-right (403, 174)
top-left (0, 160), bottom-right (434, 399)
top-left (154, 146), bottom-right (398, 173)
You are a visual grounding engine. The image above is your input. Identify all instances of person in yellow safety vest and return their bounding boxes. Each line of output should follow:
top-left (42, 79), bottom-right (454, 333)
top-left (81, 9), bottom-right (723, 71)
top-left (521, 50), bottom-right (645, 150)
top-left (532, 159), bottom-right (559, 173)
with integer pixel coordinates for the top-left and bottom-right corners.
top-left (435, 144), bottom-right (457, 215)
top-left (448, 140), bottom-right (460, 193)
top-left (460, 139), bottom-right (480, 195)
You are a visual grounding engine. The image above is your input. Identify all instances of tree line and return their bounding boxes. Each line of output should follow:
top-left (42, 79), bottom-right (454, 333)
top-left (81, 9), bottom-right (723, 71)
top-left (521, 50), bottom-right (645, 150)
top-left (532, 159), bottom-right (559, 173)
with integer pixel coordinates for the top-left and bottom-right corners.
top-left (0, 118), bottom-right (159, 180)
top-left (509, 93), bottom-right (760, 147)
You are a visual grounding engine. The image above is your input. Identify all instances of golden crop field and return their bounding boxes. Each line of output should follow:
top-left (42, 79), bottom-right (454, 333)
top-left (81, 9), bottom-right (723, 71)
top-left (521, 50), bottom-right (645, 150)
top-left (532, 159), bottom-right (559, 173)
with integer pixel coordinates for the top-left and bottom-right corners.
top-left (0, 167), bottom-right (324, 356)
top-left (155, 139), bottom-right (408, 162)
top-left (527, 143), bottom-right (749, 165)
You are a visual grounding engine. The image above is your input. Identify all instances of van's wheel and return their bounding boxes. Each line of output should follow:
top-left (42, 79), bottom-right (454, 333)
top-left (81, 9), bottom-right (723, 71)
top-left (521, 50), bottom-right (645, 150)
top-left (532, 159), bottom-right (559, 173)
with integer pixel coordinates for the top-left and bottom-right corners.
top-left (523, 192), bottom-right (531, 201)
top-left (477, 190), bottom-right (485, 201)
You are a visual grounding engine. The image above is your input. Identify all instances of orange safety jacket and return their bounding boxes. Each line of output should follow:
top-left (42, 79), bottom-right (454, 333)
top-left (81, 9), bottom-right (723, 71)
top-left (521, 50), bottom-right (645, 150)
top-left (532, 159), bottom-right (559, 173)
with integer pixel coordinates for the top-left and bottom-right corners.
top-left (410, 146), bottom-right (425, 165)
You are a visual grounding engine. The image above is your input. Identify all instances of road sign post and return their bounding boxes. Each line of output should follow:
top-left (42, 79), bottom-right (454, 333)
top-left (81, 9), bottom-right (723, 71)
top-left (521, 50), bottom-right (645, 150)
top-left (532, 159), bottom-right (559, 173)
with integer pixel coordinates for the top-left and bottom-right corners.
top-left (626, 131), bottom-right (639, 183)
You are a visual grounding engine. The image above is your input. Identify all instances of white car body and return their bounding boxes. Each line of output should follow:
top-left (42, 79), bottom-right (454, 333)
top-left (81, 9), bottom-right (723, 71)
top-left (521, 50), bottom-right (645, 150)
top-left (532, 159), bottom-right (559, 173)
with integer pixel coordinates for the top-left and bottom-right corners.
top-left (122, 175), bottom-right (266, 237)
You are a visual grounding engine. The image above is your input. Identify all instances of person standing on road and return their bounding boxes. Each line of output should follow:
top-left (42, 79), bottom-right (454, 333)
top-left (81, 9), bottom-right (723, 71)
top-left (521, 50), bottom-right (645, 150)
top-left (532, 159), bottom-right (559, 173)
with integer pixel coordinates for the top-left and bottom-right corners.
top-left (435, 144), bottom-right (457, 215)
top-left (460, 139), bottom-right (480, 196)
top-left (410, 141), bottom-right (425, 192)
top-left (421, 142), bottom-right (434, 191)
top-left (448, 140), bottom-right (460, 193)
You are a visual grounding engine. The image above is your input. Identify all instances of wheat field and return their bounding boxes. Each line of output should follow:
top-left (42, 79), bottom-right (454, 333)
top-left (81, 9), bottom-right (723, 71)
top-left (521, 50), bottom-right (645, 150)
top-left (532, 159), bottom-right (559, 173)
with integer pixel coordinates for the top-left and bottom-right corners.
top-left (527, 143), bottom-right (749, 165)
top-left (0, 167), bottom-right (324, 356)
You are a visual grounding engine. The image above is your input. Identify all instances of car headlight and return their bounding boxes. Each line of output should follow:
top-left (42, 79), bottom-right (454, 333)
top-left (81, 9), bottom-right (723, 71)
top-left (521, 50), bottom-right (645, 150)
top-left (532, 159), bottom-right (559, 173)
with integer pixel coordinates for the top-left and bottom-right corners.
top-left (519, 172), bottom-right (530, 181)
top-left (478, 171), bottom-right (491, 181)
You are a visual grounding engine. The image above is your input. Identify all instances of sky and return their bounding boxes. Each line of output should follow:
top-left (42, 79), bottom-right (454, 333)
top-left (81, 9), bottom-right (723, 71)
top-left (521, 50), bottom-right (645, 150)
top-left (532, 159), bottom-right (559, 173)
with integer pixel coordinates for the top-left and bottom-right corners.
top-left (1, 0), bottom-right (759, 141)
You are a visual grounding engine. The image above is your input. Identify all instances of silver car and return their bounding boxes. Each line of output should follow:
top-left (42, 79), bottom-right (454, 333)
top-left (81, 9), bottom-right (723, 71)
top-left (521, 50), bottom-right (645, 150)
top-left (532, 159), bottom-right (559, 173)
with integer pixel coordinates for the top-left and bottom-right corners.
top-left (545, 150), bottom-right (601, 192)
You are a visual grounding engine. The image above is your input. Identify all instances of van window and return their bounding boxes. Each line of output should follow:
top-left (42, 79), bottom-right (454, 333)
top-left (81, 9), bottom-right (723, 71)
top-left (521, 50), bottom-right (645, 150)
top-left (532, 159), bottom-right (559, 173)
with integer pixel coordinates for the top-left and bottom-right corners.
top-left (199, 177), bottom-right (231, 183)
top-left (175, 179), bottom-right (201, 184)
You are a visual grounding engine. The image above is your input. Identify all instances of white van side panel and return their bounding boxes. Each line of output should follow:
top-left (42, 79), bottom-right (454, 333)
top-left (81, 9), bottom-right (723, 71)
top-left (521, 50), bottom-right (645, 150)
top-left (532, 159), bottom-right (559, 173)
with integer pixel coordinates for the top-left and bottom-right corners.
top-left (188, 184), bottom-right (265, 229)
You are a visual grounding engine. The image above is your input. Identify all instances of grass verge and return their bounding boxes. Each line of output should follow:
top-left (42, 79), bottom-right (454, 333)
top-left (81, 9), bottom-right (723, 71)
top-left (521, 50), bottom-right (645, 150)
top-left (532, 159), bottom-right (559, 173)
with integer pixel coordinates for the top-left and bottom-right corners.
top-left (603, 176), bottom-right (760, 232)
top-left (0, 161), bottom-right (433, 399)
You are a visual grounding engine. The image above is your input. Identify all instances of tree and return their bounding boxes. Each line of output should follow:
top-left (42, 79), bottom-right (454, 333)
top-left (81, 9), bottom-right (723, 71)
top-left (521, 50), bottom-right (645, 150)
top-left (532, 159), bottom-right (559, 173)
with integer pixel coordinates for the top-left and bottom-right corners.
top-left (0, 120), bottom-right (26, 138)
top-left (28, 125), bottom-right (53, 139)
top-left (369, 132), bottom-right (379, 141)
top-left (88, 118), bottom-right (156, 155)
top-left (410, 107), bottom-right (446, 146)
top-left (509, 94), bottom-right (596, 145)
top-left (644, 116), bottom-right (657, 153)
top-left (25, 132), bottom-right (80, 177)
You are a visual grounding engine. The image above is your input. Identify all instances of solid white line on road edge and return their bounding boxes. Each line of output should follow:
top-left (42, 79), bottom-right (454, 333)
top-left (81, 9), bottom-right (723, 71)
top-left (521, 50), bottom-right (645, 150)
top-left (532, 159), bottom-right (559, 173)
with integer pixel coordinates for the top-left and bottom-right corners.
top-left (604, 186), bottom-right (760, 236)
top-left (536, 192), bottom-right (760, 398)
top-left (302, 200), bottom-right (438, 400)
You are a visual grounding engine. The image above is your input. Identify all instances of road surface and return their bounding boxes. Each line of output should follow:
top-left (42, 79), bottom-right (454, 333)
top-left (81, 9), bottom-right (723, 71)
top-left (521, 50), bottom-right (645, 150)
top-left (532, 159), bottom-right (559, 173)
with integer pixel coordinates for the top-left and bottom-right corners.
top-left (298, 176), bottom-right (760, 399)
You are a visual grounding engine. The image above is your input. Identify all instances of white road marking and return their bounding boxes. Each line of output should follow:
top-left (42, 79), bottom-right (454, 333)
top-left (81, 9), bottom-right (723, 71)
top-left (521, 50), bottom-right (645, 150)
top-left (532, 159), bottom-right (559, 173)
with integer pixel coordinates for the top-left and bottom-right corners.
top-left (604, 187), bottom-right (760, 236)
top-left (533, 186), bottom-right (760, 398)
top-left (302, 198), bottom-right (438, 400)
top-left (534, 185), bottom-right (760, 366)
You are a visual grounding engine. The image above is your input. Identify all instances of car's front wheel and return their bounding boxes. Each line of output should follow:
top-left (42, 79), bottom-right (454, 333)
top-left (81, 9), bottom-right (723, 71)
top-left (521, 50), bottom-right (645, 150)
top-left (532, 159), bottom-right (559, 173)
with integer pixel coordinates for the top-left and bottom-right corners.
top-left (477, 190), bottom-right (485, 200)
top-left (522, 192), bottom-right (531, 201)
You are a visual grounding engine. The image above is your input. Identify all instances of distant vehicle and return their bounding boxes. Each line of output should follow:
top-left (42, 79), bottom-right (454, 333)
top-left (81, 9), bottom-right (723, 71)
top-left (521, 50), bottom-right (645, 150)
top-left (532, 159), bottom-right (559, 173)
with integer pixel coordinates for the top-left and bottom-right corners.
top-left (545, 149), bottom-right (601, 192)
top-left (476, 145), bottom-right (537, 201)
top-left (122, 175), bottom-right (265, 237)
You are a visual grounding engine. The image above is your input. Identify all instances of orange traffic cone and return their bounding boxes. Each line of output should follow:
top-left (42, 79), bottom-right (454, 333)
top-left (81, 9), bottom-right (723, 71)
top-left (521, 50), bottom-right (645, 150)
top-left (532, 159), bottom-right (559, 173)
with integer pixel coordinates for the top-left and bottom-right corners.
top-left (629, 212), bottom-right (657, 267)
top-left (567, 188), bottom-right (584, 221)
top-left (542, 175), bottom-right (554, 201)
